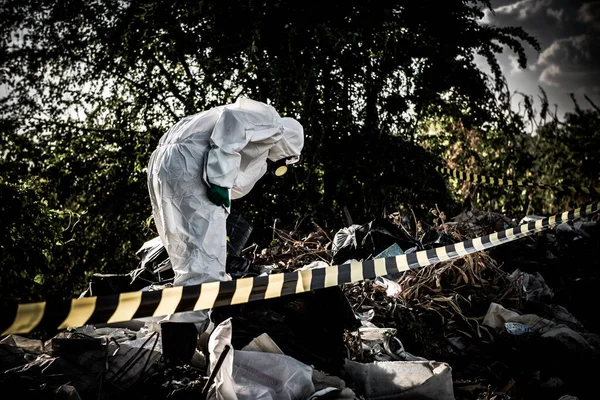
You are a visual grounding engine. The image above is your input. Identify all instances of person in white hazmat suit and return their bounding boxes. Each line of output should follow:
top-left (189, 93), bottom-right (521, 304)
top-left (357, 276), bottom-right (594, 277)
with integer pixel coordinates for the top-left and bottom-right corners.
top-left (147, 98), bottom-right (304, 332)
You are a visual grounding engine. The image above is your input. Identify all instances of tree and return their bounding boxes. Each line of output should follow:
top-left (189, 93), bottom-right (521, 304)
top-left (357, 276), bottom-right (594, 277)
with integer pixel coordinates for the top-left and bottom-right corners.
top-left (0, 0), bottom-right (539, 300)
top-left (0, 178), bottom-right (72, 308)
top-left (523, 94), bottom-right (600, 214)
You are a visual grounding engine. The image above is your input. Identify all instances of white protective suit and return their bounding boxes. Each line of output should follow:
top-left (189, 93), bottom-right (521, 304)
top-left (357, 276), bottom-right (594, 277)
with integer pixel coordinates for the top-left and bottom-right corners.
top-left (147, 98), bottom-right (303, 327)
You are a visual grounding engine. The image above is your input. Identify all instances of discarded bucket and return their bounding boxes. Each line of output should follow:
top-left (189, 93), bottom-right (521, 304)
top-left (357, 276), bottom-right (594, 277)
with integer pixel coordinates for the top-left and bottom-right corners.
top-left (160, 322), bottom-right (198, 365)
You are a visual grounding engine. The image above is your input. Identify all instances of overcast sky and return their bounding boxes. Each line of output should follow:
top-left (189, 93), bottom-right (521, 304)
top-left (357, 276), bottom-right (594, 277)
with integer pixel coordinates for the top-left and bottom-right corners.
top-left (478, 0), bottom-right (600, 119)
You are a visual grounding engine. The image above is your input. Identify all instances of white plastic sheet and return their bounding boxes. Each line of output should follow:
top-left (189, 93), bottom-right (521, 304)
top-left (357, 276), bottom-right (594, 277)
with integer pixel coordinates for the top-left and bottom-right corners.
top-left (207, 318), bottom-right (315, 400)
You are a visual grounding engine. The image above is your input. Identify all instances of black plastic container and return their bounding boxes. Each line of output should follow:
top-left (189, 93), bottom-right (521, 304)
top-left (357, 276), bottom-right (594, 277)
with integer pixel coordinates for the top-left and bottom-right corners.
top-left (226, 210), bottom-right (253, 257)
top-left (160, 322), bottom-right (198, 365)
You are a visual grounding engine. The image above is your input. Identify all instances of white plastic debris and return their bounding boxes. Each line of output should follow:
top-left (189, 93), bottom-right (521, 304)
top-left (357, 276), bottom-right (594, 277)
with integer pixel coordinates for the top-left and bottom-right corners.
top-left (207, 318), bottom-right (315, 400)
top-left (482, 303), bottom-right (521, 330)
top-left (374, 276), bottom-right (402, 297)
top-left (344, 359), bottom-right (455, 400)
top-left (297, 260), bottom-right (330, 270)
top-left (508, 269), bottom-right (554, 302)
top-left (504, 322), bottom-right (532, 336)
top-left (241, 333), bottom-right (284, 354)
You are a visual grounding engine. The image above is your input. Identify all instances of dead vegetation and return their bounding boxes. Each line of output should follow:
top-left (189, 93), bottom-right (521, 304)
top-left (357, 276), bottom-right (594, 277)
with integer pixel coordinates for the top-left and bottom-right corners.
top-left (2, 207), bottom-right (598, 400)
top-left (239, 208), bottom-right (600, 399)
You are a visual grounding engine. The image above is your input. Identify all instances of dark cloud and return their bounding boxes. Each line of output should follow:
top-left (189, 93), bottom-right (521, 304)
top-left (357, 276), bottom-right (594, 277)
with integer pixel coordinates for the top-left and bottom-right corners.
top-left (483, 0), bottom-right (600, 112)
top-left (538, 34), bottom-right (600, 84)
top-left (578, 1), bottom-right (600, 28)
top-left (494, 0), bottom-right (552, 20)
top-left (539, 64), bottom-right (562, 86)
top-left (484, 0), bottom-right (585, 43)
top-left (547, 7), bottom-right (566, 24)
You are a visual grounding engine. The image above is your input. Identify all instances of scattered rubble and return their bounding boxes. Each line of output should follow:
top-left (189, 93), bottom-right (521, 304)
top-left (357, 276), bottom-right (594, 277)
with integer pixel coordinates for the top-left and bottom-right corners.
top-left (1, 207), bottom-right (599, 400)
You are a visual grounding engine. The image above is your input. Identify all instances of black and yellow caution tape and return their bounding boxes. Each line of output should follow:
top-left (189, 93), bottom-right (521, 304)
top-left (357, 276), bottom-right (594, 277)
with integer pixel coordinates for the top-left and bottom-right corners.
top-left (436, 166), bottom-right (600, 195)
top-left (2, 202), bottom-right (597, 336)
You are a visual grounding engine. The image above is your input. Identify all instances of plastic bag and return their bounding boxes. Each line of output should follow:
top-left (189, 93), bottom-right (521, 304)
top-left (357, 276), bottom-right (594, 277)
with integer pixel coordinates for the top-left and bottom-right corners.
top-left (207, 318), bottom-right (315, 400)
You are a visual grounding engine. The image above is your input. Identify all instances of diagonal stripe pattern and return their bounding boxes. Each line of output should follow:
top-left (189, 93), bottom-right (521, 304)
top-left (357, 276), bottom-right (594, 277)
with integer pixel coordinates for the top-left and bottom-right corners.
top-left (436, 166), bottom-right (600, 195)
top-left (1, 202), bottom-right (598, 335)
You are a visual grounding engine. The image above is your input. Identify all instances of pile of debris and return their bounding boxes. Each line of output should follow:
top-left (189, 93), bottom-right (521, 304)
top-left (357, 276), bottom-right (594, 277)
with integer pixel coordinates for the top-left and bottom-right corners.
top-left (1, 208), bottom-right (599, 400)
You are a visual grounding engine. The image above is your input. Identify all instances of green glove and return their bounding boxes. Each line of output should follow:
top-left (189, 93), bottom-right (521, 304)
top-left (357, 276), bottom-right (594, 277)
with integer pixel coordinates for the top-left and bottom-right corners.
top-left (207, 184), bottom-right (230, 207)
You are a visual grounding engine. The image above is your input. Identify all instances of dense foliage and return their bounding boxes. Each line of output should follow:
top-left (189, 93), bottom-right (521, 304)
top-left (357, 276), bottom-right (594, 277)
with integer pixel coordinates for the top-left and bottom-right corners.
top-left (1, 0), bottom-right (597, 308)
top-left (420, 88), bottom-right (600, 216)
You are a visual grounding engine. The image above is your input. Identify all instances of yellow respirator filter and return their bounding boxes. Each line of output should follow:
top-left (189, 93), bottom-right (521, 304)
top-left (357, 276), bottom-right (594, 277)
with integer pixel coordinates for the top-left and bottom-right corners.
top-left (271, 158), bottom-right (290, 176)
top-left (275, 165), bottom-right (288, 176)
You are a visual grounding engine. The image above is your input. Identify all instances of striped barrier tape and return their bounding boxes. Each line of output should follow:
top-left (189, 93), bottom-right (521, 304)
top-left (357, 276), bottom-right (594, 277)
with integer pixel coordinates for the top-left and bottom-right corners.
top-left (436, 166), bottom-right (600, 195)
top-left (2, 201), bottom-right (597, 336)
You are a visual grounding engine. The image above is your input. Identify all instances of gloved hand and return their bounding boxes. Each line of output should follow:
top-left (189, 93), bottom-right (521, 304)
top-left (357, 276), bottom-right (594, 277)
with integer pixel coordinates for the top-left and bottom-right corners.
top-left (207, 184), bottom-right (230, 207)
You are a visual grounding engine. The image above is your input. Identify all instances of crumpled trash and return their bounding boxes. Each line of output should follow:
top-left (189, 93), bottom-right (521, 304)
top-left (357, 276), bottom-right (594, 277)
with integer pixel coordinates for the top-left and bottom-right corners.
top-left (504, 322), bottom-right (532, 336)
top-left (0, 334), bottom-right (44, 357)
top-left (419, 229), bottom-right (457, 250)
top-left (307, 387), bottom-right (357, 399)
top-left (575, 220), bottom-right (598, 236)
top-left (509, 269), bottom-right (554, 302)
top-left (297, 260), bottom-right (330, 270)
top-left (539, 327), bottom-right (594, 355)
top-left (0, 335), bottom-right (47, 374)
top-left (452, 209), bottom-right (514, 234)
top-left (359, 324), bottom-right (397, 342)
top-left (358, 323), bottom-right (425, 362)
top-left (257, 263), bottom-right (280, 275)
top-left (556, 221), bottom-right (590, 241)
top-left (446, 337), bottom-right (467, 354)
top-left (79, 273), bottom-right (151, 297)
top-left (309, 369), bottom-right (358, 399)
top-left (210, 286), bottom-right (357, 375)
top-left (354, 309), bottom-right (375, 322)
top-left (482, 303), bottom-right (597, 356)
top-left (539, 376), bottom-right (563, 390)
top-left (374, 276), bottom-right (402, 297)
top-left (374, 243), bottom-right (404, 259)
top-left (1, 327), bottom-right (162, 396)
top-left (519, 215), bottom-right (545, 224)
top-left (344, 359), bottom-right (455, 400)
top-left (55, 384), bottom-right (82, 400)
top-left (129, 235), bottom-right (173, 287)
top-left (526, 303), bottom-right (585, 332)
top-left (332, 224), bottom-right (361, 261)
top-left (206, 318), bottom-right (315, 400)
top-left (135, 235), bottom-right (169, 272)
top-left (482, 302), bottom-right (521, 330)
top-left (331, 219), bottom-right (421, 265)
top-left (236, 337), bottom-right (358, 400)
top-left (226, 255), bottom-right (254, 279)
top-left (241, 333), bottom-right (283, 354)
